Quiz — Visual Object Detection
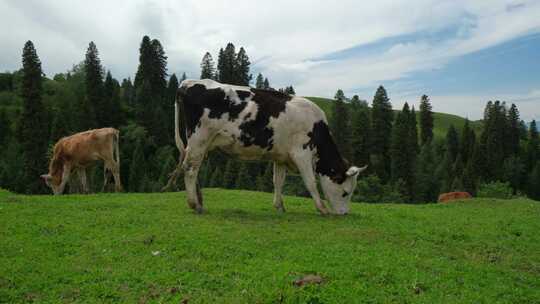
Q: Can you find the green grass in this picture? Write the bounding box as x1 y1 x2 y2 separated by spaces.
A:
305 96 483 140
1 189 539 303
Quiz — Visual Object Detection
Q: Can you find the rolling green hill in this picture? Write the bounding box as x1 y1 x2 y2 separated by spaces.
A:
1 189 538 303
305 96 483 140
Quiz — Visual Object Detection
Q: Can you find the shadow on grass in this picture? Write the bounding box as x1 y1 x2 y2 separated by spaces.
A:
205 207 363 223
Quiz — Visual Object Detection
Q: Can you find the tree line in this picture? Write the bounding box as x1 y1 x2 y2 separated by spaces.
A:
0 38 539 202
329 88 540 202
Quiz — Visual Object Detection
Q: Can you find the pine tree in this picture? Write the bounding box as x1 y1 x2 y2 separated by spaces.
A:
446 125 459 163
502 156 524 193
527 120 539 172
18 41 49 193
409 106 419 153
519 120 528 140
0 109 9 146
507 104 521 156
527 163 540 200
135 80 153 131
235 47 251 85
390 103 415 201
149 39 168 97
255 73 264 89
330 89 351 160
460 119 476 164
371 86 393 181
452 154 465 180
200 52 216 79
84 41 103 128
166 74 179 138
462 160 478 195
222 159 238 189
128 140 146 192
235 163 252 189
102 71 116 127
134 36 153 88
121 78 135 106
470 141 487 186
480 101 508 181
256 162 273 192
285 86 296 95
50 92 74 142
414 143 439 202
263 78 270 89
350 96 371 166
133 36 169 145
419 94 433 145
435 151 454 193
217 43 237 84
209 167 223 188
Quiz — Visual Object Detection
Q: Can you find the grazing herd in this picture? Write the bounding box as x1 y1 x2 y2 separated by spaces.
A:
43 79 367 215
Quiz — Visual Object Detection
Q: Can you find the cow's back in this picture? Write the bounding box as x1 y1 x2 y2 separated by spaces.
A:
179 80 329 164
55 128 118 165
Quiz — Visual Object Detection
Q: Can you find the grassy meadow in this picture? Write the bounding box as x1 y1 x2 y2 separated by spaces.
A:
1 189 539 303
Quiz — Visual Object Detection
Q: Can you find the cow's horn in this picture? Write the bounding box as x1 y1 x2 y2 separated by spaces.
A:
346 165 368 177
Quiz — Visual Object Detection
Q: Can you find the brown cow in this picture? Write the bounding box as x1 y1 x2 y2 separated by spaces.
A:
438 191 472 203
40 128 123 195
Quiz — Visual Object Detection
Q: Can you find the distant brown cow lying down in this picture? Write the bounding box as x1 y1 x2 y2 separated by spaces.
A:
438 191 472 203
41 128 123 195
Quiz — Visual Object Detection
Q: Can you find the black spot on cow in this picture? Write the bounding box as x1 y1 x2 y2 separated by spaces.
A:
303 120 348 184
237 89 291 150
250 89 291 115
236 90 252 101
179 84 248 137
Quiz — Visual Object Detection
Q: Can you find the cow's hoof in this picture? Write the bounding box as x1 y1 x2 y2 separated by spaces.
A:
318 208 330 216
194 206 204 214
274 206 286 213
187 199 198 210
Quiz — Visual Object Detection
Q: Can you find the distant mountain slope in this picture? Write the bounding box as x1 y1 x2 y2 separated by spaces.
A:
304 96 483 140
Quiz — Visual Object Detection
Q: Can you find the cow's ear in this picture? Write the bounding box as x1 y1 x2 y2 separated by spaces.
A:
346 165 367 177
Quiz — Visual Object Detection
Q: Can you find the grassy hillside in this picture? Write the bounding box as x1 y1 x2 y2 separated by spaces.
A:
1 189 539 303
305 96 483 140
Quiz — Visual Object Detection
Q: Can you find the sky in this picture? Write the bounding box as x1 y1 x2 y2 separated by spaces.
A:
1 0 539 121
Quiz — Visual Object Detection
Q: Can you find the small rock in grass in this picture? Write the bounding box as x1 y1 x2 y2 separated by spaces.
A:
293 274 324 287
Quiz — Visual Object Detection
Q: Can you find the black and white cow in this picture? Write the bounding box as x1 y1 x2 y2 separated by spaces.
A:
174 79 366 215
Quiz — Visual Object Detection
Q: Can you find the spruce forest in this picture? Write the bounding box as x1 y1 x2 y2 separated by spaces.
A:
1 37 539 202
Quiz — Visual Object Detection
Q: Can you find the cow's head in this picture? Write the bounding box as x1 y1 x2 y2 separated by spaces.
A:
40 173 63 195
320 165 367 215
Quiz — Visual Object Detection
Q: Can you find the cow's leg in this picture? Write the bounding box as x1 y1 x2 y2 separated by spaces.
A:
290 151 329 215
273 162 287 212
111 164 123 192
183 152 205 213
182 134 210 213
56 164 72 195
78 168 89 194
104 160 122 192
102 167 111 192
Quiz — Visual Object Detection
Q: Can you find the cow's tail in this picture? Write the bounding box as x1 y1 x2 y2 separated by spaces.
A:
113 129 120 167
175 93 186 160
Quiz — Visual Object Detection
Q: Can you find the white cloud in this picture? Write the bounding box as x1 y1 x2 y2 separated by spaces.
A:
0 0 539 119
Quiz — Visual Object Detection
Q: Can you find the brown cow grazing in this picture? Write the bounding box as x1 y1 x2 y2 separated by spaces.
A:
438 191 472 203
41 128 122 195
